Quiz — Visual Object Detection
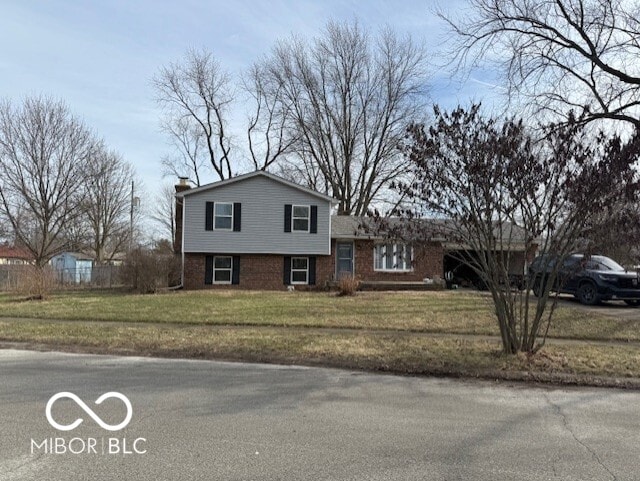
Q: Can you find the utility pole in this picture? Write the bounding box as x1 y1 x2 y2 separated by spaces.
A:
129 180 140 252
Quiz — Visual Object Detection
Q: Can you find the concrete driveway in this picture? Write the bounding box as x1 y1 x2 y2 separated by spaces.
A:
555 295 640 320
459 287 640 321
1 349 640 480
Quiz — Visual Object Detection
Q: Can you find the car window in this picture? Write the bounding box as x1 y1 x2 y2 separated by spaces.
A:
532 255 626 272
584 261 602 270
592 256 624 271
533 256 556 268
561 257 582 270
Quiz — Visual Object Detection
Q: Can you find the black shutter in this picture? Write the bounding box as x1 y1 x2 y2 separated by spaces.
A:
205 202 214 231
310 206 318 234
283 256 291 285
232 256 240 285
308 256 316 285
233 203 241 232
284 204 292 232
205 255 214 284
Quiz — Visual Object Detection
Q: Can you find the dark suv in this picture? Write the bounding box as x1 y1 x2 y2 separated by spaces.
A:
529 254 640 306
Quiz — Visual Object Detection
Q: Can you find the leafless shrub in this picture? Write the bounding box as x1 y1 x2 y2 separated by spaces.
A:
121 245 180 294
11 266 56 300
337 276 361 297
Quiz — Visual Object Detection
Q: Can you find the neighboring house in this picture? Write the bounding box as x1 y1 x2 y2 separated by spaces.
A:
0 244 34 265
104 253 126 267
175 171 446 290
51 252 93 284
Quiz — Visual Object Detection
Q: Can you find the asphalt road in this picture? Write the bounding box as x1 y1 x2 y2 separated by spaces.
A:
1 350 639 481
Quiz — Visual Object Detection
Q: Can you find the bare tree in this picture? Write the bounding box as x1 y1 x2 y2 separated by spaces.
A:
582 200 640 264
159 118 209 187
0 96 95 267
390 105 639 354
154 48 234 183
244 63 299 171
150 183 177 245
441 0 640 127
256 20 429 214
82 146 135 264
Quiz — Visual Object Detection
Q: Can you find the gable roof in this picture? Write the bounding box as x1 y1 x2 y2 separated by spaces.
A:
177 171 338 204
331 216 378 239
331 215 534 246
331 216 443 241
0 244 34 260
53 252 94 261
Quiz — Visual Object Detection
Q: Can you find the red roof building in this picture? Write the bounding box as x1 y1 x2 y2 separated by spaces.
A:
0 244 34 265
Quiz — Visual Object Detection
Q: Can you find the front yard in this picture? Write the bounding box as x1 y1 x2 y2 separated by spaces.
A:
0 289 639 386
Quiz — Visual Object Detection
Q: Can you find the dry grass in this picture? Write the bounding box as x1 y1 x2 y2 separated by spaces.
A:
0 289 637 342
0 290 498 332
1 289 640 385
1 320 639 382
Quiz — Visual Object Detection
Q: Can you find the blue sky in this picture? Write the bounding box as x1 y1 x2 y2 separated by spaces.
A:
1 1 502 200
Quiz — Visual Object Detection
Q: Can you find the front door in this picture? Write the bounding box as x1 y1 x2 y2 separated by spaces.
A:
336 242 354 279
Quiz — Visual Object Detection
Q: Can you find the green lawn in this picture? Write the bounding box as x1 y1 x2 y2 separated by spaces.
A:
1 289 639 385
0 289 637 342
0 290 497 331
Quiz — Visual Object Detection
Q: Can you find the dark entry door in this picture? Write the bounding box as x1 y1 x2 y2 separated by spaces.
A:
336 242 354 279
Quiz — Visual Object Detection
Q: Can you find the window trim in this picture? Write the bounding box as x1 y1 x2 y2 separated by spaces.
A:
213 202 234 231
291 205 310 233
373 243 414 272
213 255 233 284
290 256 309 285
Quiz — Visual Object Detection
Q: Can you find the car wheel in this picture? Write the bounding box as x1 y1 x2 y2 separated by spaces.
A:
577 282 600 305
473 278 488 291
532 276 544 297
624 300 640 307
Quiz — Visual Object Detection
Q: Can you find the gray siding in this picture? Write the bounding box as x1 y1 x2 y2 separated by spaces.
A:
183 176 331 255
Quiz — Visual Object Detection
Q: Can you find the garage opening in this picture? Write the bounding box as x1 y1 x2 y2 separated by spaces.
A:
444 250 486 289
444 249 528 290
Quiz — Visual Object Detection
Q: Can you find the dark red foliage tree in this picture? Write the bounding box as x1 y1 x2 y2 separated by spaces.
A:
391 104 639 353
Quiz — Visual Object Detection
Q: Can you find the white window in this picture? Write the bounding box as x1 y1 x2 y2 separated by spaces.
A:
214 203 233 230
214 256 232 283
291 257 309 284
292 205 310 232
374 243 413 271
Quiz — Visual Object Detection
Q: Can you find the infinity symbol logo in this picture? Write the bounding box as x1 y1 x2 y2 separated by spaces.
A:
45 392 133 432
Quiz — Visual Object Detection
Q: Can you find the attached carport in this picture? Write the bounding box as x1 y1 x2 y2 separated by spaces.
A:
443 244 534 289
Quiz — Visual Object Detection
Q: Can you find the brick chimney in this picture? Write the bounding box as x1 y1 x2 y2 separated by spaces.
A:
174 177 191 254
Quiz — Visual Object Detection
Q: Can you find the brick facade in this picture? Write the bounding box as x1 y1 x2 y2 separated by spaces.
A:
185 253 288 290
349 239 443 282
183 240 444 290
315 253 335 287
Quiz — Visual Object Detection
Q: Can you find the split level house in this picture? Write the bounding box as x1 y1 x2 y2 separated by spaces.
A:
174 171 534 290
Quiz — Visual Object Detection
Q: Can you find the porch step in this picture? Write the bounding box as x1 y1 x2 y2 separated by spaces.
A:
358 281 444 291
